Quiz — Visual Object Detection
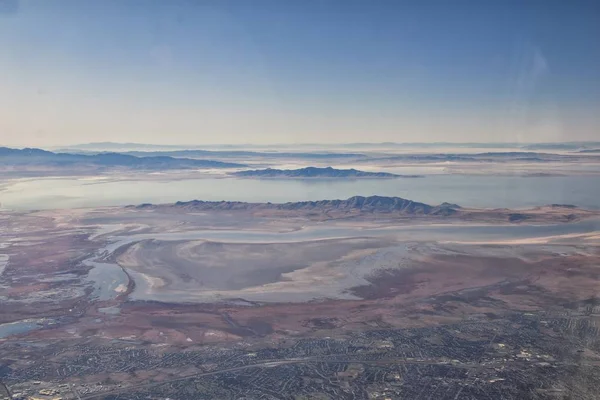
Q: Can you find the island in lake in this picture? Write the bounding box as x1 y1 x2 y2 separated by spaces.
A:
231 166 421 179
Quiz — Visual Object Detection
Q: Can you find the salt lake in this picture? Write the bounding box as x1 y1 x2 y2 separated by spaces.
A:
2 175 600 210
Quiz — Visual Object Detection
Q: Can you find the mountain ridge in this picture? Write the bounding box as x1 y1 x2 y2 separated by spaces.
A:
133 195 459 215
129 196 591 224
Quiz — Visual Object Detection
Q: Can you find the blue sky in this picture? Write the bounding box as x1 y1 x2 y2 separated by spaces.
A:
1 0 599 146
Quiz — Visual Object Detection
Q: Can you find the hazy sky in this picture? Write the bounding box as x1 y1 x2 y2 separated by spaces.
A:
1 0 599 146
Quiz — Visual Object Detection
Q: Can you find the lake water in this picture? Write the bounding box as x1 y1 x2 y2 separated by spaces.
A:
2 175 600 210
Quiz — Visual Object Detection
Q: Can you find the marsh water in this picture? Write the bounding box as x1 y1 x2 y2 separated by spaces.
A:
0 319 52 339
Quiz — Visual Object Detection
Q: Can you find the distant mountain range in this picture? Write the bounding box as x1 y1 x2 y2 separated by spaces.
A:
64 141 600 151
53 147 600 165
232 167 420 179
135 195 460 215
118 150 366 160
56 142 203 151
0 147 245 169
356 151 600 164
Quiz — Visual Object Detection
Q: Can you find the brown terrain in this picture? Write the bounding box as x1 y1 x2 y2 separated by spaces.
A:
1 197 599 344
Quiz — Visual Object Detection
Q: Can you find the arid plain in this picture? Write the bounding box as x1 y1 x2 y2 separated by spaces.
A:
2 197 599 341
